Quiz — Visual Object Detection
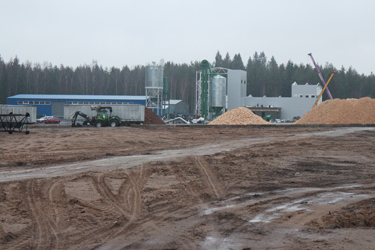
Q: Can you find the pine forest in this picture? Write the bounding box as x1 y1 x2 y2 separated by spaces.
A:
1 51 375 113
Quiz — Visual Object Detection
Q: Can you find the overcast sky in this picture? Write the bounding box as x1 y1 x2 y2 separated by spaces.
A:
1 0 374 75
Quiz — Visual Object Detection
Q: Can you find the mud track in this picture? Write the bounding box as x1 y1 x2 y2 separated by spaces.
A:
1 126 375 249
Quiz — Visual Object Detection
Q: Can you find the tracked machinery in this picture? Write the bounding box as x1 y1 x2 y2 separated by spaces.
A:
72 106 122 127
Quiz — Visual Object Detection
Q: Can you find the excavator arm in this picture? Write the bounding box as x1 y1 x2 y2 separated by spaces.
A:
71 111 92 127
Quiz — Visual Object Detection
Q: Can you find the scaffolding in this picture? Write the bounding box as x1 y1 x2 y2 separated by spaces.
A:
145 87 163 117
195 67 229 118
145 61 164 117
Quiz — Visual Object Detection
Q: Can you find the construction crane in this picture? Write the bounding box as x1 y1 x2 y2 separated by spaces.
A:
313 72 336 107
308 53 333 99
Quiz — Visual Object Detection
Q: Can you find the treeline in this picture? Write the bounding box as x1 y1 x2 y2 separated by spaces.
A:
1 52 374 113
214 51 375 100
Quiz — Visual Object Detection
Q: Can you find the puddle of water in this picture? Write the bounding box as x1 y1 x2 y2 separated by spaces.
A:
249 191 371 224
204 184 370 219
249 213 278 223
204 204 235 215
72 166 88 170
222 191 264 203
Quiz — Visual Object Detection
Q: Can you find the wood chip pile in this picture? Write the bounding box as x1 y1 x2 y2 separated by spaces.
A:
143 107 165 125
209 107 271 125
294 97 375 124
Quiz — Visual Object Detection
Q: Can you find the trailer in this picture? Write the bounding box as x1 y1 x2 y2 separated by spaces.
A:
0 105 37 123
64 104 145 124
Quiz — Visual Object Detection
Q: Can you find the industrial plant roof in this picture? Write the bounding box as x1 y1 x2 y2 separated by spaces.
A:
163 100 182 105
8 94 147 100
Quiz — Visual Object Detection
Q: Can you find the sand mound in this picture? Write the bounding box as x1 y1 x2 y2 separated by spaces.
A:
209 107 271 125
294 97 375 124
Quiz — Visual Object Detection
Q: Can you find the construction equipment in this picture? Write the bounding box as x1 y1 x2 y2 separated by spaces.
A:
71 111 92 127
308 53 333 99
263 114 272 122
313 72 336 107
0 112 31 134
71 106 122 127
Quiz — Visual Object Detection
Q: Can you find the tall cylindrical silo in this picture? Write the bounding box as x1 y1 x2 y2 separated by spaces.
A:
210 75 226 108
145 64 163 88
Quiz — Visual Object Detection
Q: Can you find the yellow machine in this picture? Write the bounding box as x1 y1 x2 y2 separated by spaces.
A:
313 72 336 108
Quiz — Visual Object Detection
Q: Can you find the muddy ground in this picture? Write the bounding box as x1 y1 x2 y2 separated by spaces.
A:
0 125 375 249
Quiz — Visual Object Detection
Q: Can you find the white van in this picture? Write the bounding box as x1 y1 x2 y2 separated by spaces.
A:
36 116 54 123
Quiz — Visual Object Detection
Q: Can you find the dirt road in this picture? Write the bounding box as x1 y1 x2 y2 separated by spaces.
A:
1 125 375 249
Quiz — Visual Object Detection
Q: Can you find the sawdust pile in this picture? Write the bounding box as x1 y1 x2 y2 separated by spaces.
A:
209 107 271 125
295 97 375 124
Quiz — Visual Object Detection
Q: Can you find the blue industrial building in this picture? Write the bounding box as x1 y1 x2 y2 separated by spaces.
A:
6 94 147 117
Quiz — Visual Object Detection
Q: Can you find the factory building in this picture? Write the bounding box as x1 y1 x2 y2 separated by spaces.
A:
195 66 247 119
227 69 247 110
6 94 147 118
163 100 189 116
246 82 323 120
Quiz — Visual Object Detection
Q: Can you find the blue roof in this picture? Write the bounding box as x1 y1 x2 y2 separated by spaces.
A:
8 94 147 101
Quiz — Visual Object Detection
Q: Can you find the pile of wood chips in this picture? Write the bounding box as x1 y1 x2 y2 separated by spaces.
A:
294 97 375 124
209 107 271 125
143 107 165 125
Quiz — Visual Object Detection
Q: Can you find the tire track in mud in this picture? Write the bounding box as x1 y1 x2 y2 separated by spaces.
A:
0 182 36 249
195 156 220 199
48 180 65 226
68 174 131 246
72 167 146 248
202 185 375 223
166 156 222 249
91 166 155 249
25 179 58 250
167 160 203 203
94 174 132 218
110 167 143 238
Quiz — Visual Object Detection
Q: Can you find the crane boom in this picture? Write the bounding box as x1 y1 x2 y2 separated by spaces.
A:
308 53 333 99
313 72 335 107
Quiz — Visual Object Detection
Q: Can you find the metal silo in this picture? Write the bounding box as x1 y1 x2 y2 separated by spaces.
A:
145 62 164 117
210 75 226 108
145 64 163 88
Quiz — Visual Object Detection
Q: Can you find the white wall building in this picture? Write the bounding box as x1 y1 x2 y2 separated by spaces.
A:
246 82 323 120
227 69 247 110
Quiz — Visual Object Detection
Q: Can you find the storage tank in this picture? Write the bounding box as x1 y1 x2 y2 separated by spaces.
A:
210 75 226 108
145 64 163 88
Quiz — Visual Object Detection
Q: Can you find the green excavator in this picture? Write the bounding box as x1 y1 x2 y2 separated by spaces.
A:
72 106 122 127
